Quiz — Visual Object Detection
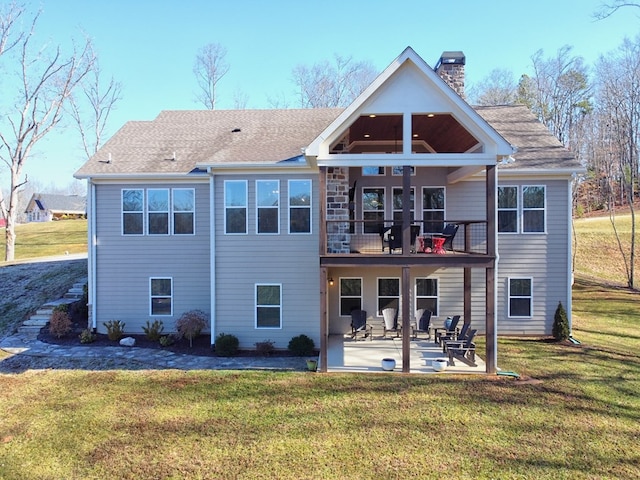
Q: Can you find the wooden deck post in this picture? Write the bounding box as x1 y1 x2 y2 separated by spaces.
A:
485 165 497 374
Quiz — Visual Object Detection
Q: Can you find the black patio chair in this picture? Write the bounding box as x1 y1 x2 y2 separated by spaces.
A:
350 309 372 341
445 329 478 367
439 321 470 352
433 315 461 345
441 223 459 251
381 225 421 253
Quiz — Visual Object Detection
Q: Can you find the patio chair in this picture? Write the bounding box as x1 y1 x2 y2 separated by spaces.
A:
439 321 470 352
433 315 461 345
441 223 459 252
412 309 432 339
382 307 401 338
350 309 373 341
381 225 421 253
445 329 478 367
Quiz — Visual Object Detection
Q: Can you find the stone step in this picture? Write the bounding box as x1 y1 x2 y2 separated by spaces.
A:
18 325 43 336
23 316 50 326
36 307 54 316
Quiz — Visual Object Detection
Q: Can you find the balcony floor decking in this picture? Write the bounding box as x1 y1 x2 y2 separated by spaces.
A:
325 335 486 374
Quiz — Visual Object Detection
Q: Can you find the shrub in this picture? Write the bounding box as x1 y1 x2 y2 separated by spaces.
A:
215 333 239 356
255 340 275 356
78 328 97 344
176 310 208 347
142 319 165 341
103 320 126 341
53 303 69 313
49 310 72 338
553 301 570 341
159 334 176 347
288 334 315 356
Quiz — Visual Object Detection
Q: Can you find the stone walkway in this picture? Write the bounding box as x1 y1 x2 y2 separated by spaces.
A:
0 332 310 373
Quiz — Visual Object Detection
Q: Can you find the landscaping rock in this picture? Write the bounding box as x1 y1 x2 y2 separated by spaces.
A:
120 337 136 347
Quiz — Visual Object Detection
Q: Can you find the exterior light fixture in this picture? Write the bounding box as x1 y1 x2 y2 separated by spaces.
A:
328 277 334 286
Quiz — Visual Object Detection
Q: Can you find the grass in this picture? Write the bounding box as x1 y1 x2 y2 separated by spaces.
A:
0 217 638 478
0 219 87 261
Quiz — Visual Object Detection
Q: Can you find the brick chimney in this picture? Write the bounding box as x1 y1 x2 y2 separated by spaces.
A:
434 51 466 99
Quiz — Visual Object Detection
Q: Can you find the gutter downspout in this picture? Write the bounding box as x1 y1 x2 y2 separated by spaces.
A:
89 179 97 330
209 171 216 344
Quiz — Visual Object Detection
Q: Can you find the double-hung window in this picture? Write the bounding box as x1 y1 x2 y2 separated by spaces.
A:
256 180 279 234
522 186 545 233
498 186 518 233
173 189 195 235
362 187 385 234
288 179 311 233
150 277 172 316
225 180 247 234
256 284 281 328
148 189 169 235
508 278 532 317
415 278 439 316
377 277 400 315
392 187 415 225
339 278 362 316
422 187 445 233
122 189 144 235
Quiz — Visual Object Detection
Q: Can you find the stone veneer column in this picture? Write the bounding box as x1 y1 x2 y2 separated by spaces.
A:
325 167 351 254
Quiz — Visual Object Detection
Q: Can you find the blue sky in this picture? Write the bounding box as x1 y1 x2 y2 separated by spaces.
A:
4 0 640 190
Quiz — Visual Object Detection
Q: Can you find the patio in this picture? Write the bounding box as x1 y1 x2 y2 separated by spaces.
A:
325 334 486 374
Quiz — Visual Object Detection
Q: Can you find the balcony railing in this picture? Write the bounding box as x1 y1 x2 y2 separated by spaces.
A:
323 220 488 255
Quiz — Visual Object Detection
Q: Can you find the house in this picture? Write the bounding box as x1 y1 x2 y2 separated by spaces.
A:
24 194 86 222
74 47 583 374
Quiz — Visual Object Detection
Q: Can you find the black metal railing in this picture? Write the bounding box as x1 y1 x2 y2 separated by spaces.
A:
324 220 488 255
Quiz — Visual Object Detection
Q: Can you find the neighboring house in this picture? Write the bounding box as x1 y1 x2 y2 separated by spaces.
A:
74 47 583 374
24 194 86 222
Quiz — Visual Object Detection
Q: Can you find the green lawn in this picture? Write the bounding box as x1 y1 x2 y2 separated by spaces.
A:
0 217 639 479
0 219 87 262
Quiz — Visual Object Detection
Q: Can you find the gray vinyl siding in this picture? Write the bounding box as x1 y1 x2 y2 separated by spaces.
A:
214 173 320 350
93 182 211 335
495 179 570 334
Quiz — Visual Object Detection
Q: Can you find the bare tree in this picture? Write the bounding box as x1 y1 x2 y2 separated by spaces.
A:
0 7 95 261
594 1 640 19
291 54 378 108
517 46 592 147
468 68 518 106
193 43 230 109
67 52 122 160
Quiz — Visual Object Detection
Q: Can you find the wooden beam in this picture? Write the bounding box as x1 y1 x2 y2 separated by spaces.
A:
320 267 328 373
485 165 497 374
402 266 411 373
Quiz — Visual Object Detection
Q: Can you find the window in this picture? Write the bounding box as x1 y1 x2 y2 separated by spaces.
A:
122 189 144 235
362 167 384 176
362 187 385 234
415 278 438 316
339 278 362 316
377 277 400 315
391 166 415 176
150 277 172 316
498 186 518 233
225 180 247 234
256 180 279 234
173 189 195 234
392 187 415 225
147 189 169 235
422 187 445 233
289 179 311 233
508 278 532 317
256 284 281 328
523 186 545 233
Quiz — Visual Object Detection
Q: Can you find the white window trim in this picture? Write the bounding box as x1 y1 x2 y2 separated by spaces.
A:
255 283 282 329
508 277 533 318
147 188 170 236
121 188 144 236
256 179 280 235
497 185 519 235
149 277 173 316
414 277 440 317
339 277 363 317
224 180 248 235
522 185 547 234
376 277 400 317
288 179 312 234
421 186 446 234
362 186 385 235
172 188 196 236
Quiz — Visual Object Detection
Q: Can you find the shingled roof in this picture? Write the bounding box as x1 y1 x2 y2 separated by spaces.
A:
75 105 579 178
